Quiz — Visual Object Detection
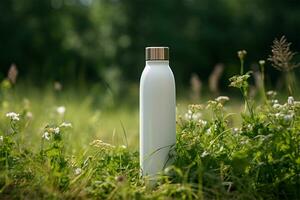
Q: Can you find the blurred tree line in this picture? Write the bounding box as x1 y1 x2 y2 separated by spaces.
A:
1 0 300 87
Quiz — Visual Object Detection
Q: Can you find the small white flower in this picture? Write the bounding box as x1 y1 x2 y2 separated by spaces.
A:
215 96 230 103
284 114 293 122
267 91 277 97
201 151 209 157
184 113 192 120
26 112 33 119
273 104 281 109
198 119 207 126
0 135 3 142
247 124 253 130
60 122 72 128
42 132 50 140
259 60 265 65
53 127 60 134
287 96 294 106
56 106 66 115
206 127 212 135
75 168 82 175
192 113 201 121
121 145 127 149
271 99 279 104
233 128 239 134
6 112 20 121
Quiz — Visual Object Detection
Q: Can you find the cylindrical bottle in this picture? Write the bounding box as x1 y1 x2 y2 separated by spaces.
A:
140 47 176 178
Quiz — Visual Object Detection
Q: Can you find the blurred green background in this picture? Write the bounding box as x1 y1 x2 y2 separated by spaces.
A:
1 0 300 90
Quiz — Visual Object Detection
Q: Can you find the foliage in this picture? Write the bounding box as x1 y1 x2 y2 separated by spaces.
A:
1 0 300 85
1 50 300 199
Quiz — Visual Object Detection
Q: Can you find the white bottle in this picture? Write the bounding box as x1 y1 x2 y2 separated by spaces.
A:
140 47 176 178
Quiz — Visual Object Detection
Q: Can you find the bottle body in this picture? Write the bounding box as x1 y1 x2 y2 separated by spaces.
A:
140 60 176 177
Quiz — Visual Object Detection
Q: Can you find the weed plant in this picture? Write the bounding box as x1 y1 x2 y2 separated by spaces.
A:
0 37 300 199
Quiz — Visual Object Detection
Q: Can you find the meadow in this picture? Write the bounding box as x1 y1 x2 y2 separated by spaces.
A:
1 37 300 199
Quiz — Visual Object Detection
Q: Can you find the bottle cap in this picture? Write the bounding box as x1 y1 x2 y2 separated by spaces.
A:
145 47 169 61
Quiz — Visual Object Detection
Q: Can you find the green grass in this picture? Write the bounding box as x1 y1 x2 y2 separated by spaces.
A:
0 80 299 199
1 43 300 199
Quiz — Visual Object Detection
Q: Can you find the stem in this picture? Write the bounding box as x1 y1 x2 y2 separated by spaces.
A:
240 59 244 75
260 65 267 103
286 71 294 96
240 87 254 119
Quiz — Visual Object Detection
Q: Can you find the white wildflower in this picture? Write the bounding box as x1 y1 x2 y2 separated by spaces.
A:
198 119 207 126
75 168 82 175
121 145 127 149
6 112 20 121
271 99 279 104
206 127 212 135
287 96 294 106
184 113 192 120
233 128 239 134
53 127 60 134
42 132 50 140
284 114 293 122
201 151 209 157
215 96 230 103
60 122 72 128
259 60 265 65
192 113 201 121
26 112 33 119
247 124 253 131
56 106 66 115
273 103 281 109
0 135 3 142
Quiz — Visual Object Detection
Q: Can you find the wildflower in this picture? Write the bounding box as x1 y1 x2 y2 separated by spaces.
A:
206 128 212 135
190 73 202 101
75 168 82 175
0 135 3 142
268 36 300 72
237 50 247 60
246 124 253 131
6 112 20 121
233 128 239 134
42 132 50 140
287 96 294 106
60 122 72 128
184 112 192 120
90 140 115 149
56 106 66 115
54 81 62 91
284 114 293 122
26 112 33 119
7 63 18 84
201 151 209 158
271 99 279 105
275 113 284 119
267 91 277 99
273 103 281 109
215 96 230 104
121 145 127 149
192 113 201 121
198 119 207 127
53 127 60 134
259 60 265 66
229 72 251 89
